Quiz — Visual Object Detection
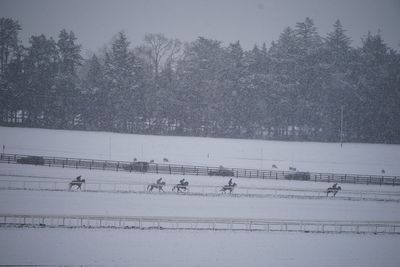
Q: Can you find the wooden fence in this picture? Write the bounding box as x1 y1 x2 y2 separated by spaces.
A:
1 153 399 186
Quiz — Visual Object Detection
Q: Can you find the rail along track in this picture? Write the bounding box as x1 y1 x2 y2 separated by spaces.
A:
1 153 399 186
1 213 399 234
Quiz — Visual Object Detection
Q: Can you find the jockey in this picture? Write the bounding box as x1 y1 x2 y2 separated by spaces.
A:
228 178 233 186
76 175 82 181
156 177 162 184
179 178 186 185
332 183 338 189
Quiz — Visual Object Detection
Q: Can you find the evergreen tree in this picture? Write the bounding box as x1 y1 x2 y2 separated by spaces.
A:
81 54 105 130
0 18 22 123
0 18 21 75
320 20 354 141
103 32 143 132
175 37 226 136
53 29 82 128
351 32 398 142
24 34 58 126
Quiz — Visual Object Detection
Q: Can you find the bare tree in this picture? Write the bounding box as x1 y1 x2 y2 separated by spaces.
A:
142 33 181 79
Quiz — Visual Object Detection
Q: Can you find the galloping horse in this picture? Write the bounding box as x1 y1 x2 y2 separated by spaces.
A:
220 183 237 194
172 181 189 192
69 179 86 190
147 181 166 192
326 186 341 197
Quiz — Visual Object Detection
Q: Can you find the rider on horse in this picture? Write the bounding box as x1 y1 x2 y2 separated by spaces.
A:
157 177 163 184
180 178 186 185
228 178 233 186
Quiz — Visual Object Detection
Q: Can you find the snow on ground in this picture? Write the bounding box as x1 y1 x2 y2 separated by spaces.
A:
1 126 400 266
1 189 399 221
1 126 400 175
1 228 400 267
1 163 399 193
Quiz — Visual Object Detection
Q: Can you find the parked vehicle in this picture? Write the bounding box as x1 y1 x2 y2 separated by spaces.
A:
122 161 149 172
208 168 234 177
284 172 311 181
16 156 45 165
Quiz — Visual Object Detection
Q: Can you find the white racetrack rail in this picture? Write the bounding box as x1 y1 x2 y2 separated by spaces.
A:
1 213 399 234
1 178 399 202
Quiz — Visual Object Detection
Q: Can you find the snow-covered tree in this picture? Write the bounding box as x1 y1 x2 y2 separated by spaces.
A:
103 32 143 132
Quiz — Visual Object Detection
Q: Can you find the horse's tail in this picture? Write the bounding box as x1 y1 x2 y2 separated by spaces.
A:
172 185 176 191
147 184 151 191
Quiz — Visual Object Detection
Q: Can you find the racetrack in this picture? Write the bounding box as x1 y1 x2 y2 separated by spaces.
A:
1 188 399 222
1 127 400 266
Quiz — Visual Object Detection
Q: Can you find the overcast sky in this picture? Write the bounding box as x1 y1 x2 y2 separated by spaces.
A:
1 0 399 55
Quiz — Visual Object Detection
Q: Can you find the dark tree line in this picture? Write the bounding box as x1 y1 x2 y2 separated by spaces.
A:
1 17 400 143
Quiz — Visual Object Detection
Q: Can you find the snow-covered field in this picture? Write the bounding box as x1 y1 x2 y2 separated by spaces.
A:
2 228 400 267
1 126 400 175
1 126 400 266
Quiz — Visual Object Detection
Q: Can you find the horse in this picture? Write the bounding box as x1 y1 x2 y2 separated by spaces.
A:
172 181 189 192
147 181 166 192
69 179 85 190
326 186 341 197
220 183 237 194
